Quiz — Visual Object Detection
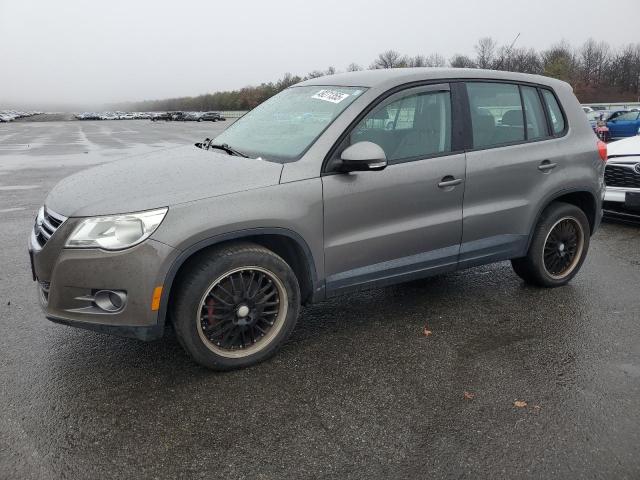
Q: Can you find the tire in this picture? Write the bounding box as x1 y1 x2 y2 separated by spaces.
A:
511 202 590 288
171 242 301 370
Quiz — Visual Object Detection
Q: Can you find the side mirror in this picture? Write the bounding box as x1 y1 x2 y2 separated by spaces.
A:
339 141 387 172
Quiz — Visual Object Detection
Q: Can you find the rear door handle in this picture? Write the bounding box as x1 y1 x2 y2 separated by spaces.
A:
438 176 463 188
538 160 557 172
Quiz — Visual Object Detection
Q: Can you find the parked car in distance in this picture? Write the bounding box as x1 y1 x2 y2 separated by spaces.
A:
607 110 640 140
29 69 605 370
583 106 594 113
603 135 640 221
177 112 202 121
0 110 42 121
150 112 173 121
198 112 226 122
587 110 628 141
169 111 188 121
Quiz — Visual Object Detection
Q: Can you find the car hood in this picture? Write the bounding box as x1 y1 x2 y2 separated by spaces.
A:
46 146 284 217
608 136 640 158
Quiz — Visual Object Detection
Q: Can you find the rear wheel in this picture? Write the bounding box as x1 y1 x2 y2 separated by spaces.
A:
171 243 300 370
511 202 590 287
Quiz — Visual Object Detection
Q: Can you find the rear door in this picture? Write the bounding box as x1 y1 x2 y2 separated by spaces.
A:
322 84 466 294
460 82 562 267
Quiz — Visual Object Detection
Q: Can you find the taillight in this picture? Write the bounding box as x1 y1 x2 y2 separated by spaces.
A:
597 140 607 162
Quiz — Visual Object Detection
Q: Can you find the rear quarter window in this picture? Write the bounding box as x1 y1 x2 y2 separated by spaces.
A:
541 89 566 135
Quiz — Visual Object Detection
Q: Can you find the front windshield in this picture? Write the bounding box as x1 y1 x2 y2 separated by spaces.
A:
213 86 366 162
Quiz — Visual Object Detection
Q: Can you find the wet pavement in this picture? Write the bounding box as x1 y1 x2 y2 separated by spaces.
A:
1 120 639 479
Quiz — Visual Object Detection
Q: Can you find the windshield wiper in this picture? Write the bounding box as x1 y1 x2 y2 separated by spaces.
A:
197 138 248 157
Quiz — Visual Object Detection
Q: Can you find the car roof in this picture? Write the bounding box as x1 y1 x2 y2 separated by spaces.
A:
297 68 570 90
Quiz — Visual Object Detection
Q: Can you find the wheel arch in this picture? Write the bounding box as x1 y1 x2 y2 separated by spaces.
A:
156 228 322 331
526 187 600 251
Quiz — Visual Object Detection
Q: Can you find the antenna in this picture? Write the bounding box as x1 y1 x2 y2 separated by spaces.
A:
495 33 521 70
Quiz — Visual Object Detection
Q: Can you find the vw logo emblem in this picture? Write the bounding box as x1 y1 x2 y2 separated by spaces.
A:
635 163 640 174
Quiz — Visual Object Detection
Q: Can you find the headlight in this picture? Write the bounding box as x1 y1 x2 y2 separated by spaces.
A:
65 208 168 250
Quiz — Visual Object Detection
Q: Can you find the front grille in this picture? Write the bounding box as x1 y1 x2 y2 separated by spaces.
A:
605 164 640 188
33 207 67 249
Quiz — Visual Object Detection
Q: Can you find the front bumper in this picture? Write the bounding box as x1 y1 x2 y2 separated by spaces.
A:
603 186 640 221
29 214 179 340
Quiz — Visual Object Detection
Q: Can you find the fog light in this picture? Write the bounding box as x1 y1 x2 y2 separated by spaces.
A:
93 290 127 312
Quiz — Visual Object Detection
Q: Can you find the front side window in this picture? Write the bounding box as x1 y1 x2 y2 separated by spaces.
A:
213 86 365 162
521 86 549 140
347 90 451 162
541 89 566 134
466 82 524 149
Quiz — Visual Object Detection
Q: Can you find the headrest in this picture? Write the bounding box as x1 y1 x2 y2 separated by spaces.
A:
501 109 524 126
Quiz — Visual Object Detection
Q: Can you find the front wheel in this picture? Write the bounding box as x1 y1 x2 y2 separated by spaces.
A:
511 202 590 287
171 243 301 370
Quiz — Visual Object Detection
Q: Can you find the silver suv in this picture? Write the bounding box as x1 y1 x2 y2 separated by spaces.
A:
29 69 606 370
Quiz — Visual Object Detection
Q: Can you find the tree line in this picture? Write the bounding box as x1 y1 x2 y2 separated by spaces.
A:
120 37 640 112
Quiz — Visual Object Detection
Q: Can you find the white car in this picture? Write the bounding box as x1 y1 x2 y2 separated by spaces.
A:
604 136 640 221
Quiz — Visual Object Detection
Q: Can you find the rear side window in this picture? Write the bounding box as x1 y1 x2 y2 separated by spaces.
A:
466 82 524 148
521 86 549 140
541 89 566 134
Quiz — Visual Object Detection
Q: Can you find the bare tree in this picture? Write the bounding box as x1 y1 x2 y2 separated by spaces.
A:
580 39 610 85
449 54 476 68
346 62 362 72
607 44 640 94
370 50 408 69
407 55 427 67
475 37 497 69
324 66 336 75
494 46 541 74
424 53 446 67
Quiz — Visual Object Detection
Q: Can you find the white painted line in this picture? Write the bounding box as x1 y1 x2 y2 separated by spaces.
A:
0 185 39 190
0 207 25 213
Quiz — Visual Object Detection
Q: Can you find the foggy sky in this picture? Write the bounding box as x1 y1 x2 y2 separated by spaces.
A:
1 0 639 109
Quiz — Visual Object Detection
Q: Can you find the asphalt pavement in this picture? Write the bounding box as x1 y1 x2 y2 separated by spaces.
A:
1 120 639 479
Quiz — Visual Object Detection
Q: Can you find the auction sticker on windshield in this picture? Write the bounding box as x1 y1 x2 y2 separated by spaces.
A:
312 89 350 103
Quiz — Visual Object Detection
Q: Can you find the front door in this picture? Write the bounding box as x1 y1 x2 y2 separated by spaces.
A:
321 84 466 295
609 111 640 138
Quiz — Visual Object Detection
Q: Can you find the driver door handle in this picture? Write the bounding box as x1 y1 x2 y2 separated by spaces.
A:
438 176 463 188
